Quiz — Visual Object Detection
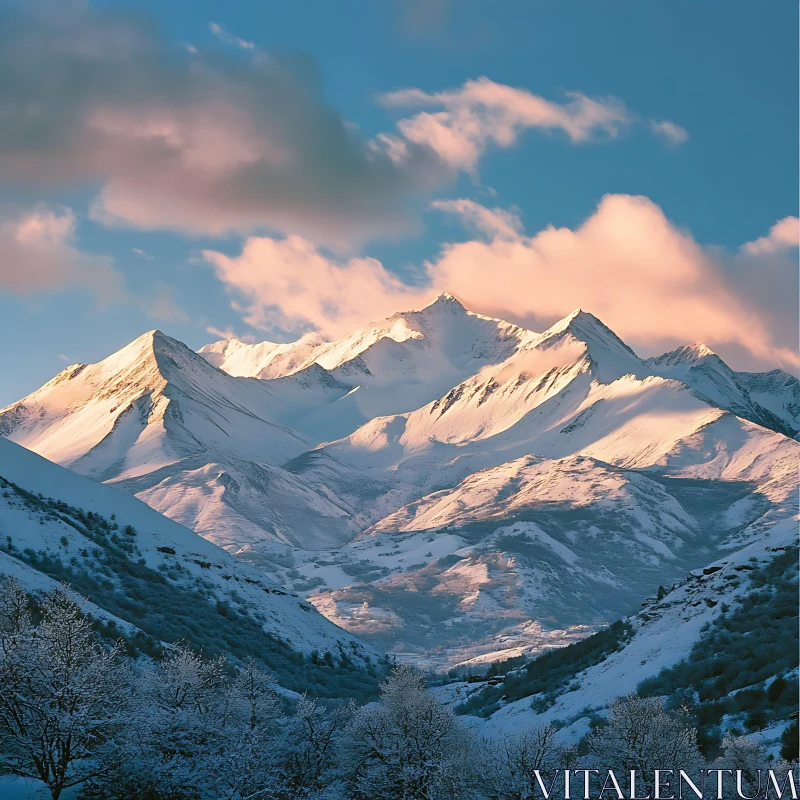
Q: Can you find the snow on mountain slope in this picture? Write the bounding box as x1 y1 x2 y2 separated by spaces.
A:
646 344 797 436
369 454 696 536
282 448 785 665
201 293 529 378
734 368 800 434
200 294 539 443
481 514 798 743
110 453 361 551
3 300 797 670
0 437 376 665
277 339 797 663
0 330 307 481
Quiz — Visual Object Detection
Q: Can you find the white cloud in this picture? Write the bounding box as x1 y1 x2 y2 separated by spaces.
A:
209 22 255 51
649 120 689 146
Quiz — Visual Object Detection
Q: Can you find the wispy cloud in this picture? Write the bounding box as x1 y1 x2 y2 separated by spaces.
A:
132 247 154 260
380 78 688 172
380 79 633 171
649 120 689 146
205 325 256 343
209 22 255 51
0 204 188 323
0 206 124 300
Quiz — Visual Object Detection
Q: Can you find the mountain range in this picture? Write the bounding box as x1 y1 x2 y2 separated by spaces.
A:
1 294 797 668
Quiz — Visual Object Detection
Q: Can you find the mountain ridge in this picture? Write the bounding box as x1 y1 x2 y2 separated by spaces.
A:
1 299 797 666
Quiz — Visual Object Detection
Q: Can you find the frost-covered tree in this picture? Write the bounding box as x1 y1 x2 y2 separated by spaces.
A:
481 724 576 800
342 663 479 800
0 579 129 800
281 695 354 797
709 734 799 800
585 694 702 793
207 658 285 800
107 642 228 798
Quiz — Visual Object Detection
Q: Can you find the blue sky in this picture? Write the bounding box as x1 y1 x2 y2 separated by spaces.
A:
0 0 797 406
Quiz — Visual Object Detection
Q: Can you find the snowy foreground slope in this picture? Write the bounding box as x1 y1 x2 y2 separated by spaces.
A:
1 295 797 667
0 437 379 693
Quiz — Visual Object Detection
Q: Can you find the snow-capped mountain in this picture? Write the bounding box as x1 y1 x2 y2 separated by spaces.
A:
646 343 799 437
0 330 308 480
0 437 379 694
1 295 797 667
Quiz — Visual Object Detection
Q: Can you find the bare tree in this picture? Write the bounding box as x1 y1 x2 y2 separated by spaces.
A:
585 694 701 793
0 579 129 800
342 663 479 800
281 695 354 797
208 659 285 800
481 725 576 800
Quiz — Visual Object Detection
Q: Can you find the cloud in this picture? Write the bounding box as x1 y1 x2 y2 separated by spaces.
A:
203 235 434 337
0 206 123 299
0 204 188 323
209 22 255 51
430 198 522 240
0 6 682 248
741 216 800 255
204 196 797 370
205 325 256 343
380 79 633 171
427 195 797 369
0 4 446 248
380 78 688 171
132 247 154 260
649 120 689 146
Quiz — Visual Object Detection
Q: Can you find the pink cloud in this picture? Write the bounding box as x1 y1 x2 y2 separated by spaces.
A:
204 195 797 371
0 206 122 298
741 216 800 255
0 205 188 323
428 195 797 369
430 198 523 239
381 79 632 171
0 8 689 248
203 235 435 337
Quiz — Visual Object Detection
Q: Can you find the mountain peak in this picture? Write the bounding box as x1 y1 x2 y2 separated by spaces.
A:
646 342 724 371
537 308 643 381
421 291 466 313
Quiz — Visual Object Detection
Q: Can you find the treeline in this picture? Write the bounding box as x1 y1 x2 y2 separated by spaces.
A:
0 578 796 800
455 620 634 717
639 546 799 756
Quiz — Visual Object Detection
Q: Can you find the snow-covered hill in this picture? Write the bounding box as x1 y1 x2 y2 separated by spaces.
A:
2 295 797 668
0 437 380 696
